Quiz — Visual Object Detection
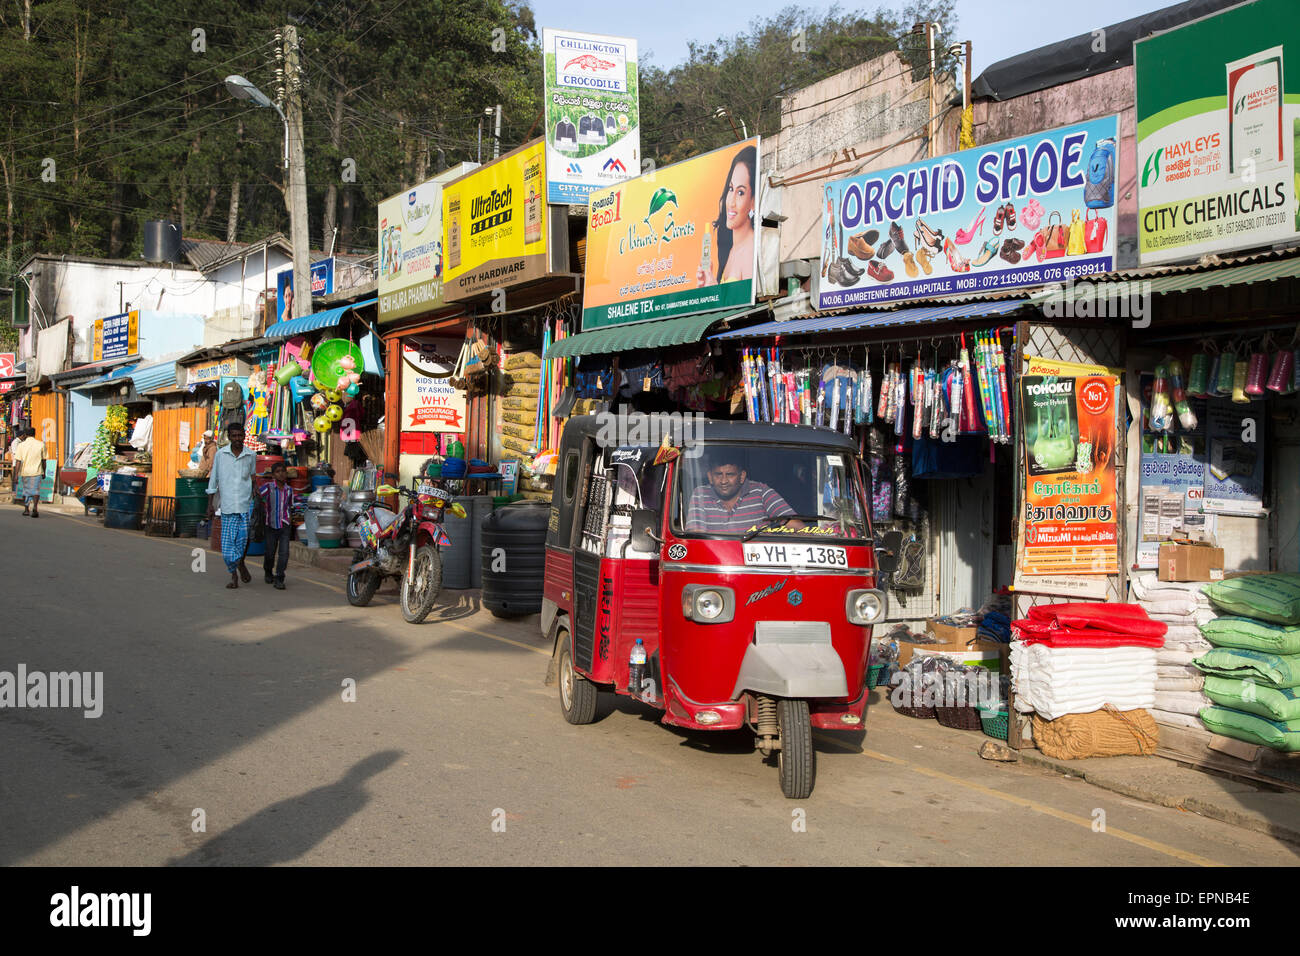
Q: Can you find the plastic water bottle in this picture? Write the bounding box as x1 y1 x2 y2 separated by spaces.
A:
629 639 647 696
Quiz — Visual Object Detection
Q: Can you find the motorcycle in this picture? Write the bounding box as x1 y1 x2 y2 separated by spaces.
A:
346 482 466 623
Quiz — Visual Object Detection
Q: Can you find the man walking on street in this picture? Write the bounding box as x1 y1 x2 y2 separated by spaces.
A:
206 421 256 589
259 461 296 590
13 426 46 518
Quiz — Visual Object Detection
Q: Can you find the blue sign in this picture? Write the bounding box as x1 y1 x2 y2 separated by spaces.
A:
100 312 136 360
817 116 1120 309
276 259 336 322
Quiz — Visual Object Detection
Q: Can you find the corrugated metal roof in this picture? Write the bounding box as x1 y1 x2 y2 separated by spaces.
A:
1026 255 1300 304
75 363 139 389
711 299 1028 340
545 306 768 358
264 297 378 342
128 361 177 394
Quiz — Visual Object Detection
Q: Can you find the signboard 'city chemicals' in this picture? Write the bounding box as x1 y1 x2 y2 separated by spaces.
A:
542 28 639 206
817 117 1120 309
1135 0 1299 264
443 139 548 303
378 178 446 323
582 138 760 329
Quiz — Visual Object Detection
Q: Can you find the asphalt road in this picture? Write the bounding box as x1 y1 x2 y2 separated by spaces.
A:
2 506 1297 867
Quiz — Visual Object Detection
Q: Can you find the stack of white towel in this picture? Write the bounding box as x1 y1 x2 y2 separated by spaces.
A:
1011 643 1158 720
1130 572 1218 729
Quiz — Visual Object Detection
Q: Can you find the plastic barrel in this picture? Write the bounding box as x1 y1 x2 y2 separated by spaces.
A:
438 497 476 589
174 476 208 536
480 502 550 617
104 473 148 530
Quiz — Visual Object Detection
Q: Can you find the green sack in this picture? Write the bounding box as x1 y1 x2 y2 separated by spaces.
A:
1203 573 1300 625
1193 648 1300 688
1199 616 1300 655
1198 706 1300 752
1202 675 1300 722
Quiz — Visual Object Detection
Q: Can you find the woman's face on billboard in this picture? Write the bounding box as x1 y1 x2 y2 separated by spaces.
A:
724 161 753 231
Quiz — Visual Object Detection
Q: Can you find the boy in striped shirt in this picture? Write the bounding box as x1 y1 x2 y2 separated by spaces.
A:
259 462 296 589
684 453 804 534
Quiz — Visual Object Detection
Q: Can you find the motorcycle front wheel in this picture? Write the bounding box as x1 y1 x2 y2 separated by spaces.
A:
400 544 442 624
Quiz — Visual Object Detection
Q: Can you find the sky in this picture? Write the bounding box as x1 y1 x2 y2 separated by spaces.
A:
528 0 1183 76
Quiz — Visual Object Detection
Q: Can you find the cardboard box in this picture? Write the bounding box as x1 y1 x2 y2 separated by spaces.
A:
1158 540 1225 582
895 618 1010 673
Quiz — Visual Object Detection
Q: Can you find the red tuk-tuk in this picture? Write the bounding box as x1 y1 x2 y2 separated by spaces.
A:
541 415 890 798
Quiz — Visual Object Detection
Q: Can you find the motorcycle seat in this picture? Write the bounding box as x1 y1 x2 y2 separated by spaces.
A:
373 507 400 531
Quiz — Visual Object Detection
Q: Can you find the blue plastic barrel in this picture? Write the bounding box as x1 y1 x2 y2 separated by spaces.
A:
104 473 148 530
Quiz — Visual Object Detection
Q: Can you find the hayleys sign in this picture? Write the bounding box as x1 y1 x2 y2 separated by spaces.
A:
817 116 1120 309
582 138 760 329
378 177 446 323
442 139 548 303
1135 0 1299 265
542 28 640 205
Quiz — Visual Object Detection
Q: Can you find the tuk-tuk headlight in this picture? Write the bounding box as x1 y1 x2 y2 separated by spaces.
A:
847 588 887 625
682 584 734 624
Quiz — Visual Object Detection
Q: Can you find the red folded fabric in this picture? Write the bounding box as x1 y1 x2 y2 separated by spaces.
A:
1014 602 1167 648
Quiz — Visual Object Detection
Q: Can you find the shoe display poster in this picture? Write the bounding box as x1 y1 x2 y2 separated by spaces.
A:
1135 0 1299 265
542 29 639 206
816 115 1119 310
582 138 760 329
1018 374 1119 576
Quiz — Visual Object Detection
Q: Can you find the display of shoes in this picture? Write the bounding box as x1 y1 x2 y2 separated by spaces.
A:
902 251 918 278
1021 232 1046 263
876 237 894 260
848 233 875 261
840 256 863 279
955 206 987 245
993 205 1005 235
999 239 1022 264
827 258 845 285
972 237 999 267
1021 198 1045 232
867 259 894 283
1003 202 1017 231
943 237 970 273
889 221 909 256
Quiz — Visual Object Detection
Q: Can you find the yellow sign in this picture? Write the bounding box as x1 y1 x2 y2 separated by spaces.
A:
443 139 548 302
92 310 138 363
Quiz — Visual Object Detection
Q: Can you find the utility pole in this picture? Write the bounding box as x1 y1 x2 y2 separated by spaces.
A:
926 21 937 159
284 25 311 320
493 104 502 160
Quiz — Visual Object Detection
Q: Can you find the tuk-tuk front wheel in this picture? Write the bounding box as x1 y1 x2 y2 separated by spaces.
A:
777 698 815 799
558 638 598 725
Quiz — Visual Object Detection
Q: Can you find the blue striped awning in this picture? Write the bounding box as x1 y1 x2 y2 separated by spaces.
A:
710 299 1029 340
264 297 378 342
129 361 178 394
75 363 138 389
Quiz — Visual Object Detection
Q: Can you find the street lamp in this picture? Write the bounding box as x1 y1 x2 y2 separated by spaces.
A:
713 107 748 140
225 75 288 169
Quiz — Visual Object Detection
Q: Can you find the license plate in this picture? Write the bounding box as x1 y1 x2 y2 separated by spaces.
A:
742 542 848 569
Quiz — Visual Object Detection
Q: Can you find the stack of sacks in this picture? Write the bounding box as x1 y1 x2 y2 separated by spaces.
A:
1011 604 1163 721
1129 572 1217 728
1194 573 1300 752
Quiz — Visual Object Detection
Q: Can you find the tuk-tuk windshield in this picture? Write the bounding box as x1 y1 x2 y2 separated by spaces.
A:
674 443 868 540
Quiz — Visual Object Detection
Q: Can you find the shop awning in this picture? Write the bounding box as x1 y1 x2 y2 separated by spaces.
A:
546 306 768 359
1028 255 1300 303
264 297 378 342
710 298 1029 340
128 361 178 394
74 363 139 390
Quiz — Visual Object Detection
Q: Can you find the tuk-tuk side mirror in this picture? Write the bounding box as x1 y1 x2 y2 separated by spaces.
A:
630 509 662 553
874 546 899 575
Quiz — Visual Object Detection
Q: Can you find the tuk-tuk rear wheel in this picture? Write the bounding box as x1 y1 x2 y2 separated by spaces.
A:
558 638 598 725
777 698 814 799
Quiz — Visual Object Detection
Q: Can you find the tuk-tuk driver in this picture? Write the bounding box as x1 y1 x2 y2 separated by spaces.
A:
684 453 805 534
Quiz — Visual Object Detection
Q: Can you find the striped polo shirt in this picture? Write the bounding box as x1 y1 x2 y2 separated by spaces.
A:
684 480 795 534
259 481 296 530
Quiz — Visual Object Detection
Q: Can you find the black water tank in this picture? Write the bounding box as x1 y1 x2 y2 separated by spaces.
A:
480 501 550 618
143 220 181 262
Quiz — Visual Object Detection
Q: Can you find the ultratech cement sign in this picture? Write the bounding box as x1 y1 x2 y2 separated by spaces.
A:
1135 0 1299 264
442 139 548 303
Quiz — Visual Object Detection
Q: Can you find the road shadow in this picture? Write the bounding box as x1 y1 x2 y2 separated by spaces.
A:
167 751 402 866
